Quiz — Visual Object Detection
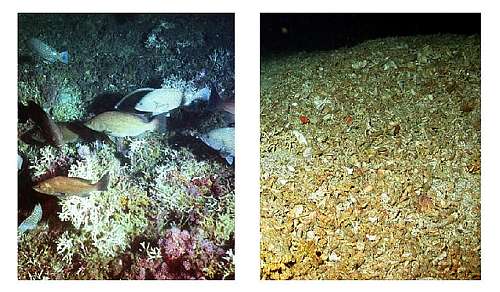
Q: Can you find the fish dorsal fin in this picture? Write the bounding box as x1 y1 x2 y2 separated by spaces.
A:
115 88 155 109
68 176 93 184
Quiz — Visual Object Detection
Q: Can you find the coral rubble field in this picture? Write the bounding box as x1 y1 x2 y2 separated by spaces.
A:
18 14 234 280
260 35 480 279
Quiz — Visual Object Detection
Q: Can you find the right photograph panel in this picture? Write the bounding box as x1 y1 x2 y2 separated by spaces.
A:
260 13 481 280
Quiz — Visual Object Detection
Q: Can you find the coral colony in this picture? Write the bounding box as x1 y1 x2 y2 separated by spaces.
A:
18 14 234 280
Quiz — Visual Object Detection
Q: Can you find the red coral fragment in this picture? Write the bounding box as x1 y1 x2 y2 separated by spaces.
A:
344 115 353 125
299 115 310 124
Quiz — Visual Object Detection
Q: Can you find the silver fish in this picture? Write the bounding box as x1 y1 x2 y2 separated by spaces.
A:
114 88 155 110
183 86 211 107
17 153 23 170
28 38 69 64
132 86 211 116
135 88 184 116
18 204 42 234
199 127 235 165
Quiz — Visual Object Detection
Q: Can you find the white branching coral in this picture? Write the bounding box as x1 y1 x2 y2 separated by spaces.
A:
69 142 120 181
152 149 215 215
52 135 233 270
56 231 75 264
126 136 163 175
58 196 99 229
145 21 176 49
29 146 56 177
27 144 76 178
139 241 162 261
152 164 190 213
58 181 150 258
209 48 233 72
51 85 85 122
58 143 150 258
162 75 198 96
199 188 234 245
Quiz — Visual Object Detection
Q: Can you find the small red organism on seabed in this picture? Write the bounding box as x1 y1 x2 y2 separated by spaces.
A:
299 115 310 124
344 115 353 126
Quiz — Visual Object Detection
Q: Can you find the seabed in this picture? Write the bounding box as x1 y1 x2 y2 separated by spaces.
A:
260 34 480 280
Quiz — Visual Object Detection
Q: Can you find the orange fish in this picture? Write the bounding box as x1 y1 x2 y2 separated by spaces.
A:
33 172 109 197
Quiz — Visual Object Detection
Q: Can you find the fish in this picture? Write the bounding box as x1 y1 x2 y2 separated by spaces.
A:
119 86 211 116
17 153 23 171
33 172 110 197
58 122 114 144
135 87 184 116
28 38 69 64
114 88 156 110
20 121 112 146
24 101 64 147
18 203 42 234
183 86 211 107
84 111 164 137
199 127 235 165
58 123 80 143
27 122 80 144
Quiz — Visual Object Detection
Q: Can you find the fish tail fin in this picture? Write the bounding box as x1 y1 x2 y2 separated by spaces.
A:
96 172 110 191
225 155 234 165
194 86 211 102
153 114 168 133
59 51 69 64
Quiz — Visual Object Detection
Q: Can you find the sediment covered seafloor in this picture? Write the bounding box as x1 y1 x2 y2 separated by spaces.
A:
260 34 480 279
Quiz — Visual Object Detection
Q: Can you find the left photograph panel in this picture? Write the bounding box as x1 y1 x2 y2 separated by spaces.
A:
17 13 235 280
